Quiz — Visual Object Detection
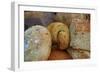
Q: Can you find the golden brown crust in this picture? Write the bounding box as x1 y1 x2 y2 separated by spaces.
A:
57 31 69 50
47 22 69 50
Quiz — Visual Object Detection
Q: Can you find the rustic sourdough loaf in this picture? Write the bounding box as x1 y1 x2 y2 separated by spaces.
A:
48 22 69 50
24 25 51 61
70 18 90 51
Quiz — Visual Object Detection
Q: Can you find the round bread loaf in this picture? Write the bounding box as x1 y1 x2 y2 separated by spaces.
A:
48 22 69 50
24 25 51 61
48 49 72 60
70 19 90 51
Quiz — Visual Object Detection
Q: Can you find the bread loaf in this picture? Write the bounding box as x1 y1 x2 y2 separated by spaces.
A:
24 25 51 61
70 18 90 51
48 22 69 50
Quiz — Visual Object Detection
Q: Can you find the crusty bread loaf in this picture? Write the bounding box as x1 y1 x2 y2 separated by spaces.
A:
67 48 90 59
48 49 72 60
48 22 69 50
24 25 51 61
70 19 90 51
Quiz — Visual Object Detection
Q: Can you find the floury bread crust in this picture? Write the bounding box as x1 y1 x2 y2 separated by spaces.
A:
24 25 51 61
70 19 90 51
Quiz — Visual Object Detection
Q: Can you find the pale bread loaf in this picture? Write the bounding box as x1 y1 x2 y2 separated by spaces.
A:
70 19 90 51
24 25 51 61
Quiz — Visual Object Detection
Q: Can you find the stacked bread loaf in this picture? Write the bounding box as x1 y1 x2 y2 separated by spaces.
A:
24 25 51 61
47 22 69 50
68 14 90 59
47 22 72 60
